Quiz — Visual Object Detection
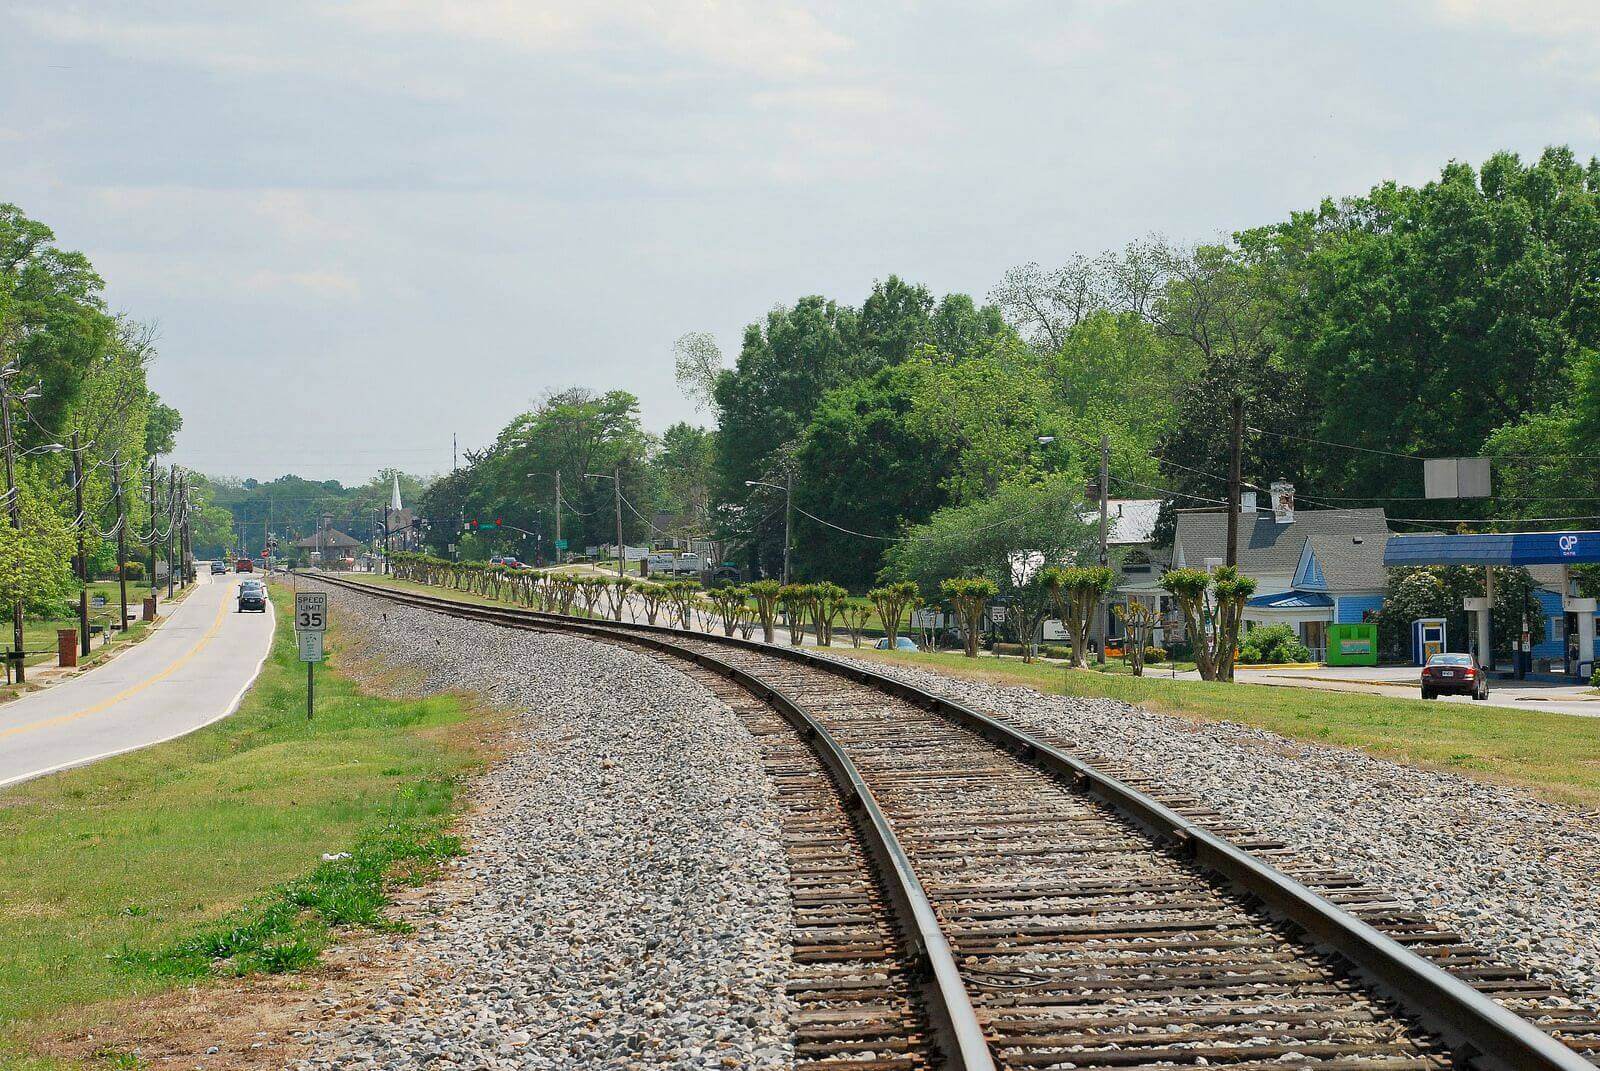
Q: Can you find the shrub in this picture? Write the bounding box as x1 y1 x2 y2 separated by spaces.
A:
1237 623 1311 664
1143 645 1167 664
992 642 1025 656
1041 644 1073 659
119 560 145 581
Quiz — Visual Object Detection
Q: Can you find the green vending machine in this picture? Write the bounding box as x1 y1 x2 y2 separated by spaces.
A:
1326 622 1379 666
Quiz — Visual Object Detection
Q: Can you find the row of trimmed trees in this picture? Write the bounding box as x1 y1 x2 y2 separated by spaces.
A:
387 553 1258 681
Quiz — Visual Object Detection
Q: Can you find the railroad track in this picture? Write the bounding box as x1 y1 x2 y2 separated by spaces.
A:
303 571 1600 1071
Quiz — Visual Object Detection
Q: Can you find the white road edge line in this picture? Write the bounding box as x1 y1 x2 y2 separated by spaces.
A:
0 600 278 791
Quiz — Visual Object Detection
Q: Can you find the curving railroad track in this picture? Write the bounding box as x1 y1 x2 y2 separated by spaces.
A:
302 571 1600 1071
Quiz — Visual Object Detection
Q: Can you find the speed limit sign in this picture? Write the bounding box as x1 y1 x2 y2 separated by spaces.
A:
295 592 328 633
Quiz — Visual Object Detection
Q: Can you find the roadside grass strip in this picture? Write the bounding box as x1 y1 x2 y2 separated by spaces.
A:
112 782 462 980
0 587 495 1064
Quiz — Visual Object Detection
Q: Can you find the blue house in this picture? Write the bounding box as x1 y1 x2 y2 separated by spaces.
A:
1172 503 1390 661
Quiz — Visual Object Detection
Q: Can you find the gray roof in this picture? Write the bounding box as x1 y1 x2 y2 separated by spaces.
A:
1174 508 1390 576
294 528 364 549
1302 532 1391 591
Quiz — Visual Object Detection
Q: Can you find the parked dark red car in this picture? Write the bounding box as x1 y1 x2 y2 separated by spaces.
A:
1421 652 1488 700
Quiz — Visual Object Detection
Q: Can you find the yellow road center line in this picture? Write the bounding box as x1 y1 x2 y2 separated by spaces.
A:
0 582 238 741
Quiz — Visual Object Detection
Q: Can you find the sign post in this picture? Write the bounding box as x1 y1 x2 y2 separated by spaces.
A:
294 592 328 720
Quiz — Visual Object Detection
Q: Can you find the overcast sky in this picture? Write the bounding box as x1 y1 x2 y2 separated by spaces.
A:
4 1 1597 483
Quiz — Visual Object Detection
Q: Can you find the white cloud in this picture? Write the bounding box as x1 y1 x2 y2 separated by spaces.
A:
333 0 852 76
1429 0 1600 37
1428 0 1600 81
244 268 362 299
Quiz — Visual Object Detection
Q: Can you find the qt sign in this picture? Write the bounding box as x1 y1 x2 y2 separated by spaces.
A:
1560 535 1581 558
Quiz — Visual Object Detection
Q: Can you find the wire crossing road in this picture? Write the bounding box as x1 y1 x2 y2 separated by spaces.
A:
0 569 276 789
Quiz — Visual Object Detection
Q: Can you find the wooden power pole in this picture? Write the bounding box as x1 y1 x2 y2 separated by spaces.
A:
1225 397 1244 568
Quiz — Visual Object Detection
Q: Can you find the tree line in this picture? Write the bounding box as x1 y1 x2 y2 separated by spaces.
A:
0 203 195 624
394 146 1600 621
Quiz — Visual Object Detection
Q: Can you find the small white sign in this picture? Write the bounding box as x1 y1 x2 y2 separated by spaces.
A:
297 631 324 662
295 592 328 633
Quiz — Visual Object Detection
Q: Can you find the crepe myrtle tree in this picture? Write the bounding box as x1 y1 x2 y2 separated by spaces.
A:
604 574 635 620
665 580 698 629
747 579 781 643
842 599 874 648
709 585 747 636
810 581 849 646
1046 565 1116 669
1160 565 1256 681
1113 599 1160 676
940 577 998 657
870 581 920 650
778 583 811 645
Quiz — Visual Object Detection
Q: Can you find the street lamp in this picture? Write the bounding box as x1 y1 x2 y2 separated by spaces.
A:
745 474 793 585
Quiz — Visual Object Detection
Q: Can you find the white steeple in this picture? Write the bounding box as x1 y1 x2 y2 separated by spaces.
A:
389 472 403 512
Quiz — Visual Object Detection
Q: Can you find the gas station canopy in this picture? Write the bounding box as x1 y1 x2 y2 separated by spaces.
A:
1384 531 1600 567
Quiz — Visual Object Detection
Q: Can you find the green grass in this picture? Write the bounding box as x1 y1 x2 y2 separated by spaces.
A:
0 585 496 1067
843 646 1600 809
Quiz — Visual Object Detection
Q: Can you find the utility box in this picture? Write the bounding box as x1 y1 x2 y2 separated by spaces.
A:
1327 623 1378 666
57 629 78 668
143 596 158 622
1411 617 1448 666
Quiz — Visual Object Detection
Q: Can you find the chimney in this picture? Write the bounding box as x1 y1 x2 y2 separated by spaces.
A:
1241 490 1257 513
1271 481 1295 525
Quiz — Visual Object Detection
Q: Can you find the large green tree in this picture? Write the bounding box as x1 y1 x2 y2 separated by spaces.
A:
791 363 954 587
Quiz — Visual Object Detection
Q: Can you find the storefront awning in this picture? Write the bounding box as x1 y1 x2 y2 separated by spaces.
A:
1384 531 1600 567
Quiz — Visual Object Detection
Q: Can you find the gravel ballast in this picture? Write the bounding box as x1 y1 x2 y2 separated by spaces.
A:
824 652 1600 1011
294 581 793 1070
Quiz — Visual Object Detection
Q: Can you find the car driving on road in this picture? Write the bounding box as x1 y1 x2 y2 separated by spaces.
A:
1420 652 1488 700
210 560 227 575
237 578 268 613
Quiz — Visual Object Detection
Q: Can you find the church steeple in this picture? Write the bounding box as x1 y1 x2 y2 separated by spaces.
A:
389 473 403 512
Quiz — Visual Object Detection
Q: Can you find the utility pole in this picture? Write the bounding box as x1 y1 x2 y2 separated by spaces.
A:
113 457 129 634
166 467 176 600
147 459 158 603
73 432 89 656
1096 432 1109 666
1225 396 1243 568
2 382 24 683
782 466 794 586
613 465 624 578
453 433 458 473
180 475 192 586
554 470 562 565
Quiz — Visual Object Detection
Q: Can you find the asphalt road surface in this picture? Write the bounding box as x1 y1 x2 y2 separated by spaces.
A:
0 567 276 789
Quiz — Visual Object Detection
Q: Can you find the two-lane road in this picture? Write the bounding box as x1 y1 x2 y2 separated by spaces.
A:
0 568 276 788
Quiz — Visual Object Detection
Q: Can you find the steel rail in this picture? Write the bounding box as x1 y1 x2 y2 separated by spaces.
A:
301 572 994 1071
306 571 1598 1071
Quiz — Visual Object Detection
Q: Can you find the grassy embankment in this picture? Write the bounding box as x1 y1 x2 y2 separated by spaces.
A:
0 585 499 1070
344 570 1600 808
844 646 1600 808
